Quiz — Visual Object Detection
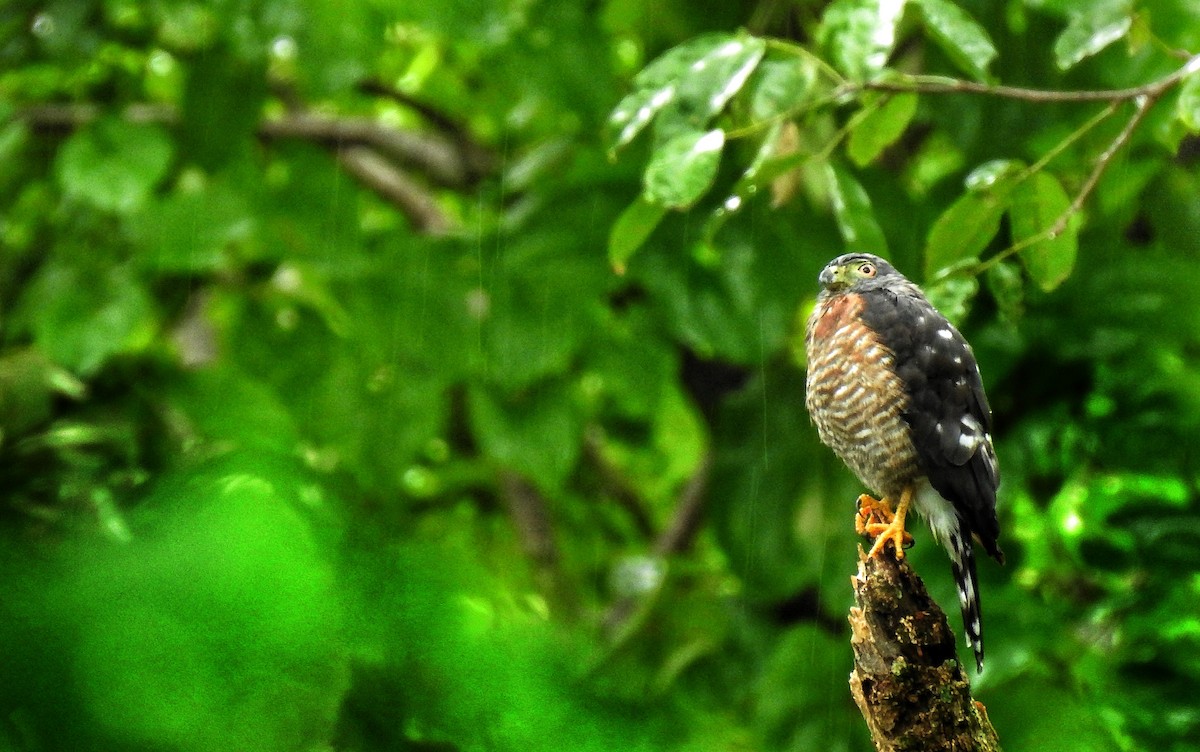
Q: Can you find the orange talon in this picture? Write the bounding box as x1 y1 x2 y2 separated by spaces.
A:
854 493 894 535
866 486 914 559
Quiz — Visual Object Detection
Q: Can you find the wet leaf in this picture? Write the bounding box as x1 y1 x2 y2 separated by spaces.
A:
56 118 173 214
704 122 783 241
846 91 918 167
607 33 764 153
609 197 667 273
914 0 997 81
749 58 820 121
986 259 1025 323
817 0 907 81
1177 73 1200 132
924 190 1009 278
965 158 1025 192
642 128 725 208
1012 171 1078 291
1054 2 1133 70
824 162 888 253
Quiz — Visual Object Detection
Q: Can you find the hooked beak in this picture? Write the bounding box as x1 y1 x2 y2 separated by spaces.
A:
818 265 837 287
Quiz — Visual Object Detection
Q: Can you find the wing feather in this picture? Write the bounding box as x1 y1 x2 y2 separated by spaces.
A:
861 288 1003 563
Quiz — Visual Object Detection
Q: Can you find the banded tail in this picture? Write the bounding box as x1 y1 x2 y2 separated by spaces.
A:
948 521 985 672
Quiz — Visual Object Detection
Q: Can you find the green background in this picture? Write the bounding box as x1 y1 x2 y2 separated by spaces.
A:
1 0 1198 750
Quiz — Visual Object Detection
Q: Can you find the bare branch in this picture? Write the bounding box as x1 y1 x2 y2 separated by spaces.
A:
337 146 453 235
498 471 575 616
356 79 495 178
16 103 485 189
582 429 657 540
601 452 713 639
499 471 560 571
260 113 480 188
653 451 712 557
850 549 1002 752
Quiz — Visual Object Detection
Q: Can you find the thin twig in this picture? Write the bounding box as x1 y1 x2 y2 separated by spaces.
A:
582 429 657 540
1051 95 1154 236
259 112 478 188
600 452 714 641
859 53 1200 103
652 451 712 557
973 92 1158 275
498 471 575 616
1016 101 1121 181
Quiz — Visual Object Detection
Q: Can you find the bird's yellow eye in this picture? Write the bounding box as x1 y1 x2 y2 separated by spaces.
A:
857 262 876 277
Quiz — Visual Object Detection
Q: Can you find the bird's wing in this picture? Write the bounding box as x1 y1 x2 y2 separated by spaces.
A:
863 288 1003 562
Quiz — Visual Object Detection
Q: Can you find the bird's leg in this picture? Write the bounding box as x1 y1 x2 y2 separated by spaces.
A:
854 494 894 537
866 485 915 559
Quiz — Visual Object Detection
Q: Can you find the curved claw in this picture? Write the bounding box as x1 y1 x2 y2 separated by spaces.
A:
862 487 915 560
865 519 914 558
854 494 892 537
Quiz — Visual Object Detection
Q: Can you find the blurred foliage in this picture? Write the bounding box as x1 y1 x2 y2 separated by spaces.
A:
1 0 1199 750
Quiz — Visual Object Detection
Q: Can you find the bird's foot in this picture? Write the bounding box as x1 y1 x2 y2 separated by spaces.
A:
864 517 914 558
854 494 892 534
854 494 909 543
864 489 914 559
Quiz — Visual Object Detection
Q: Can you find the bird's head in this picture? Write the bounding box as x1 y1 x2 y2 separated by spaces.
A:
817 253 902 294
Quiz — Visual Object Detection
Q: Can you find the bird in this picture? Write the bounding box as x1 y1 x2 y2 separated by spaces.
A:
804 252 1004 672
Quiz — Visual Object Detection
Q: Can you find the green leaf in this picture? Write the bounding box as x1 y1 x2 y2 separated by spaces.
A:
846 92 918 166
824 163 888 252
703 122 784 241
924 190 1010 278
583 308 674 419
180 52 267 170
607 33 764 154
126 183 254 272
56 118 173 213
609 197 667 273
1053 2 1133 70
749 58 820 121
914 0 998 81
924 260 980 324
467 380 583 489
1012 171 1078 291
642 128 725 209
1177 73 1200 132
294 0 386 95
655 34 765 143
23 261 157 375
817 0 907 81
964 158 1025 192
0 349 80 435
986 259 1025 322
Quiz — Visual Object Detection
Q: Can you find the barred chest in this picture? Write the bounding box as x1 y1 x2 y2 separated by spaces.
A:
805 292 921 497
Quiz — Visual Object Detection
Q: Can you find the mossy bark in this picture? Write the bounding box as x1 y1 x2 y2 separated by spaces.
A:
848 548 1002 752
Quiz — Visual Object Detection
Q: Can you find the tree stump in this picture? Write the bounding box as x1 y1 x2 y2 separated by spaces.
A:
848 547 1002 752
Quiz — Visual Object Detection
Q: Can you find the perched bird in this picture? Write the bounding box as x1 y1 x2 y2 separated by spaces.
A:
805 252 1004 672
